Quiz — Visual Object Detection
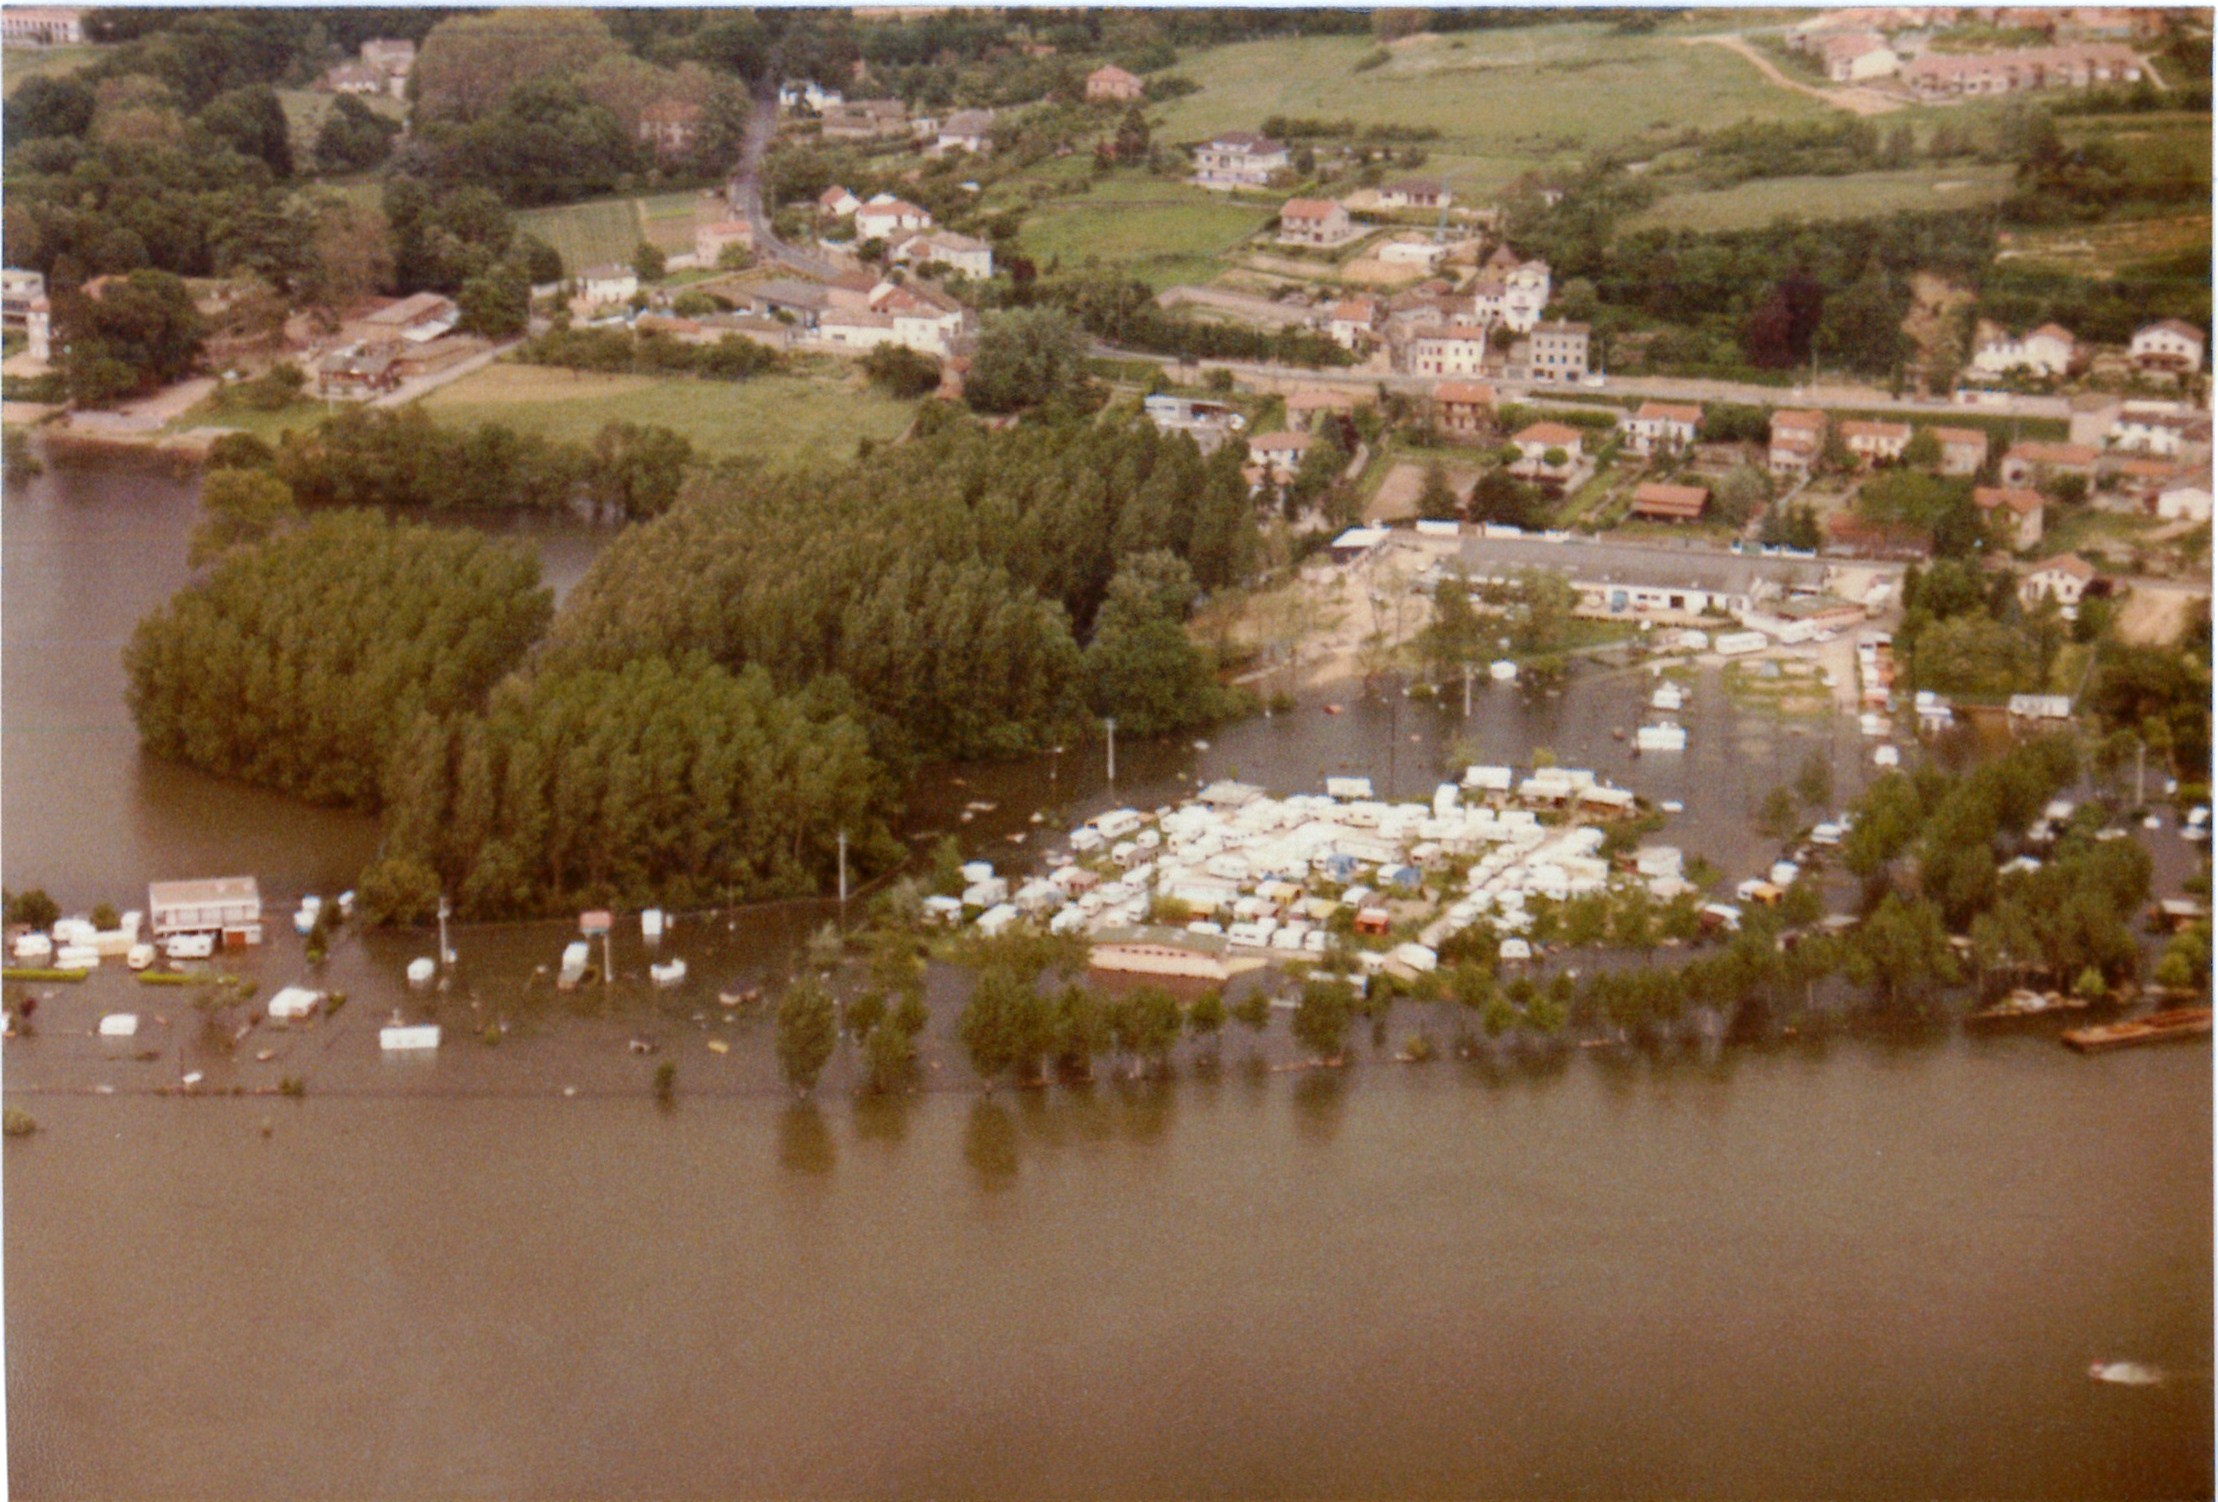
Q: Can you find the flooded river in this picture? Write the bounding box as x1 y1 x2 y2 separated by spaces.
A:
4 456 2210 1498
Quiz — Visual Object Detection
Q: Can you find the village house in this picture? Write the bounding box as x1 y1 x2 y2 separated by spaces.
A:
1406 324 1489 378
779 80 843 113
1326 297 1381 351
1902 42 2145 98
314 342 401 399
741 278 829 329
695 220 753 266
2108 401 2206 459
1285 388 1358 431
2000 439 2099 488
1624 401 1701 456
1973 486 2046 549
1247 430 1315 485
148 875 262 946
1510 421 1584 481
1769 408 1827 477
2154 481 2212 523
1277 198 1356 248
1630 482 1709 523
877 281 968 355
1 267 44 328
1433 381 1495 438
1472 257 1551 333
1 7 86 45
823 269 881 312
854 198 932 241
935 109 996 155
1971 321 2076 378
1840 418 1913 466
818 185 861 218
321 63 384 95
639 100 704 159
821 98 909 141
342 291 459 347
1818 31 1901 81
2020 552 2098 609
2130 318 2204 373
1085 64 1144 102
1378 178 1453 211
578 264 640 307
891 230 993 280
1930 425 1992 476
1520 320 1589 383
1192 131 1290 190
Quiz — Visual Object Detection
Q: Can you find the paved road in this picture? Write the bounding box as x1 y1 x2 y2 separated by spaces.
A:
728 91 846 281
1107 346 2073 421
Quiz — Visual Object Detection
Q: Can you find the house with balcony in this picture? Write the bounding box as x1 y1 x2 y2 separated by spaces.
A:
1769 408 1827 477
2130 318 2204 373
1433 381 1495 438
1193 132 1289 190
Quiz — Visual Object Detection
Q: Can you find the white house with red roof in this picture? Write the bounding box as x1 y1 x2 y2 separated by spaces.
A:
1971 321 2076 377
1406 324 1489 378
1326 298 1381 350
1973 486 2046 550
1510 421 1584 480
1277 198 1356 247
2020 553 2097 609
2130 318 2204 373
854 198 932 241
1193 132 1289 190
1624 401 1701 456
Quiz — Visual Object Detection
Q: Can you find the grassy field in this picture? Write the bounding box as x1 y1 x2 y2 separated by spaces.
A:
1999 213 2213 279
416 363 919 468
166 395 331 445
2 43 99 97
1628 165 2015 234
1016 173 1274 289
276 87 407 163
1149 25 1829 194
516 191 715 276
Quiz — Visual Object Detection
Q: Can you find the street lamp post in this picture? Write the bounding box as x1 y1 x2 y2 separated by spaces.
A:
1105 718 1117 784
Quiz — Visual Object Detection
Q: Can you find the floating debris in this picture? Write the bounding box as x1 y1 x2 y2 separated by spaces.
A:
2089 1362 2164 1386
707 1039 730 1055
254 1048 275 1063
627 1038 657 1055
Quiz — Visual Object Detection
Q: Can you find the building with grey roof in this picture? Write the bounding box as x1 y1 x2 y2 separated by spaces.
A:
1456 532 1844 622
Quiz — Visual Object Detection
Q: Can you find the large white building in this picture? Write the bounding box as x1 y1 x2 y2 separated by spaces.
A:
148 876 263 945
2130 318 2205 373
1192 132 1289 190
1971 322 2075 377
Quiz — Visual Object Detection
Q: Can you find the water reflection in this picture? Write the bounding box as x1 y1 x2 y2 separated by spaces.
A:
1290 1068 1349 1144
776 1101 836 1176
963 1098 1019 1188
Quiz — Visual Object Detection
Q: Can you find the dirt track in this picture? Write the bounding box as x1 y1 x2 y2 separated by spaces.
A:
1682 34 1905 117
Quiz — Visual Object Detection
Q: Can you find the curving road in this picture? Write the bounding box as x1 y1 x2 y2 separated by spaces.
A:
728 89 846 280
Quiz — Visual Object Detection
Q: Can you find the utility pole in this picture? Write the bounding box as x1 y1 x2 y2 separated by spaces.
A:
436 896 451 979
1463 663 1472 719
837 829 849 907
1105 717 1117 783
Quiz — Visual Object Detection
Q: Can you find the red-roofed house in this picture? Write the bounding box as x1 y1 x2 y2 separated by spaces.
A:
1973 486 2046 550
1511 421 1584 481
1286 388 1358 431
854 199 932 241
1630 482 1709 522
2020 553 2097 609
1086 65 1143 102
2130 318 2205 373
1929 425 1991 476
1625 401 1701 456
1840 418 1912 466
2000 441 2098 488
1433 381 1495 438
1278 198 1355 247
1326 298 1381 350
1247 430 1314 484
1407 324 1489 378
1769 408 1827 477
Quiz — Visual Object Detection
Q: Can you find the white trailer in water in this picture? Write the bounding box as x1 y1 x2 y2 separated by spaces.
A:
267 986 322 1021
380 1023 441 1051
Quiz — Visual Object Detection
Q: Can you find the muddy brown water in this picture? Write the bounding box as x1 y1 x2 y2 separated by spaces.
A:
4 457 2209 1499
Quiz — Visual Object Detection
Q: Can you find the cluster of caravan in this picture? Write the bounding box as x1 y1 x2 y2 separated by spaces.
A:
925 768 1715 974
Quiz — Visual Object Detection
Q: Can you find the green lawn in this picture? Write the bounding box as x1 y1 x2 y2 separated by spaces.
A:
277 86 407 164
1628 165 2016 234
516 191 713 276
1017 172 1274 288
165 396 332 445
1150 26 1829 187
2 43 99 97
415 363 920 469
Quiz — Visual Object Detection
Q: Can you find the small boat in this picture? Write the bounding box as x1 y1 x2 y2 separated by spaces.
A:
1660 800 1684 814
707 1038 730 1055
379 1022 441 1052
1192 740 1210 751
649 958 687 988
1489 660 1518 682
2089 1361 2164 1386
405 957 436 987
627 1037 657 1054
2063 1008 2211 1053
1969 989 2088 1023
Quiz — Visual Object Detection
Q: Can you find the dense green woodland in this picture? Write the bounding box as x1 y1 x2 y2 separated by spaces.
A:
547 409 1256 760
126 413 1253 919
123 512 551 808
365 655 897 922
